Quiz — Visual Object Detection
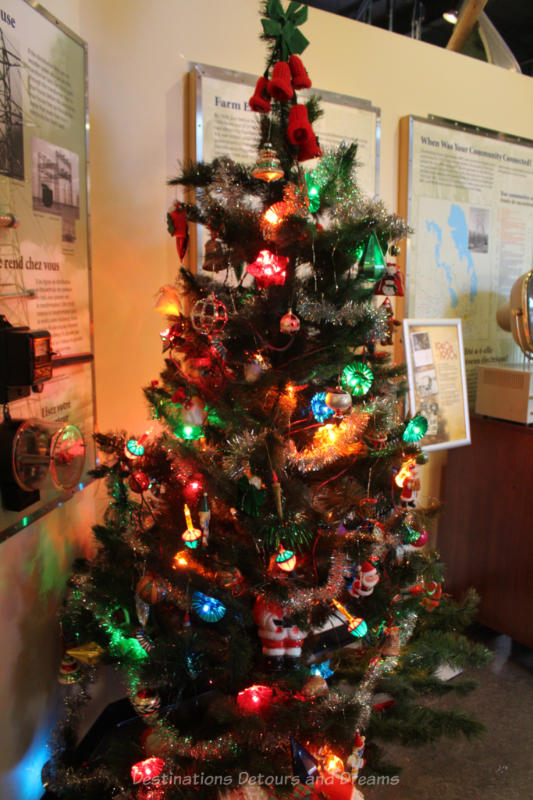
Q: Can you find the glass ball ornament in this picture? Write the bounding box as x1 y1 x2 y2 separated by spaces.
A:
129 471 150 493
280 311 300 334
325 388 352 413
130 688 161 721
190 294 228 335
136 573 168 605
412 528 428 548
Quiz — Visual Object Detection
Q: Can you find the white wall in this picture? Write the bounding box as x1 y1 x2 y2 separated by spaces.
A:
2 1 533 797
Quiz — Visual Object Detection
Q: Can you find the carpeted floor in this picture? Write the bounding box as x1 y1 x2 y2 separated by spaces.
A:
365 632 533 800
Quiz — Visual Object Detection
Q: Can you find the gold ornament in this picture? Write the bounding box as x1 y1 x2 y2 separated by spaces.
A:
301 674 329 698
66 641 105 666
252 143 284 182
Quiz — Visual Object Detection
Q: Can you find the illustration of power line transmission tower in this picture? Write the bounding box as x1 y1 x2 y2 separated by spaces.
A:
0 27 23 180
0 28 30 315
37 150 73 208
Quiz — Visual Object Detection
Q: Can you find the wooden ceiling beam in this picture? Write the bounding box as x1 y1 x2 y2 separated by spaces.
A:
446 0 489 51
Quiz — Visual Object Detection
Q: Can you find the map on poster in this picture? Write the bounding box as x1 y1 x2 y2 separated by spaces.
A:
0 1 94 538
402 116 533 405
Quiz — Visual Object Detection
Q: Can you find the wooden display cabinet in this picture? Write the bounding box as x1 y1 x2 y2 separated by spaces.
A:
438 415 533 647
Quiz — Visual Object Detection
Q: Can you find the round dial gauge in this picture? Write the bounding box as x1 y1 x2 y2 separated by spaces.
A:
50 424 86 490
12 420 53 491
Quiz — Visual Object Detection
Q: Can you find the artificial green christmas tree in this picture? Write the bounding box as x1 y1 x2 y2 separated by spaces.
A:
45 4 489 799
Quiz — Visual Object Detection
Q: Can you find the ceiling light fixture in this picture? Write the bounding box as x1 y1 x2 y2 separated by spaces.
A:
443 10 458 24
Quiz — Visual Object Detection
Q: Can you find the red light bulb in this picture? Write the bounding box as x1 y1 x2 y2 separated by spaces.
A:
131 756 165 784
237 684 273 714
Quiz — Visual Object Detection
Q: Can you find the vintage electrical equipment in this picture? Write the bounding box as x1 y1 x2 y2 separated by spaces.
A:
0 316 53 404
0 419 86 511
475 364 533 424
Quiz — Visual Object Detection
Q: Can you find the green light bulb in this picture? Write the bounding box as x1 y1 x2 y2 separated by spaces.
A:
341 362 374 396
305 172 321 213
403 415 428 443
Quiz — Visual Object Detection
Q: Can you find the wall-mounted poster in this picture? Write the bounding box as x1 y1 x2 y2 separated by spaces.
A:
403 318 470 452
398 115 533 406
187 62 380 269
0 0 94 541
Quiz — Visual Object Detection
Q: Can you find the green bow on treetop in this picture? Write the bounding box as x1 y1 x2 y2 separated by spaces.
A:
262 0 309 61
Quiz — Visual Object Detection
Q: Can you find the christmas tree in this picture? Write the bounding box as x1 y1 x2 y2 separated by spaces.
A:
45 3 490 799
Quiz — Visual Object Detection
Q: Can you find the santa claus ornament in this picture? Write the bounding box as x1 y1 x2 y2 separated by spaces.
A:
374 262 404 296
253 595 307 668
347 560 380 598
397 459 421 508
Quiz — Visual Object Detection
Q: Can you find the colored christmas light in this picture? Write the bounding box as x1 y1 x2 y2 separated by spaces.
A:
173 550 189 568
331 599 367 638
310 660 334 679
125 438 145 458
262 201 289 229
174 423 203 441
276 545 297 572
181 503 202 549
322 752 344 773
192 591 226 622
350 618 368 638
246 249 288 289
403 415 428 442
341 362 374 396
237 684 273 713
305 172 321 213
131 757 165 784
311 391 335 423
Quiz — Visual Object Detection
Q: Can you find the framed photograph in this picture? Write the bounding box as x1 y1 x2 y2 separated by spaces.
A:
403 318 471 451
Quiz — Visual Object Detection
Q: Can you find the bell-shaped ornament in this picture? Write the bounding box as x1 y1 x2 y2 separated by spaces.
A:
203 238 227 272
252 143 284 182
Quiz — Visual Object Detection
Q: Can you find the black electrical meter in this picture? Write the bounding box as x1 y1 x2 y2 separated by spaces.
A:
0 316 53 403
